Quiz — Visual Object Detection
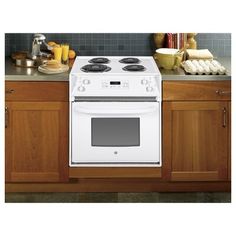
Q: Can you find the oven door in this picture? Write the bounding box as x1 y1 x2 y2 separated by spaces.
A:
71 101 160 166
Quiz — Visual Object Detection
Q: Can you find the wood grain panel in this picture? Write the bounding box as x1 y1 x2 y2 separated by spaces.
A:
69 167 162 178
172 107 219 172
163 81 231 101
228 102 231 180
163 101 228 181
5 81 68 101
11 173 60 182
172 110 194 171
59 102 69 182
5 181 231 193
171 171 219 181
5 101 69 182
5 102 11 181
162 102 172 180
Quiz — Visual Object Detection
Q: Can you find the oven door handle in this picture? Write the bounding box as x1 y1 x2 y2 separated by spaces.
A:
74 105 158 115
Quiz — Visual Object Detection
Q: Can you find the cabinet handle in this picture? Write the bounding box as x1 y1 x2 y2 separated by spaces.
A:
222 107 227 128
5 89 15 94
5 106 9 128
216 90 231 95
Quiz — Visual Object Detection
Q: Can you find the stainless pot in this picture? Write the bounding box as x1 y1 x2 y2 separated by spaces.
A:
15 58 47 68
15 58 36 67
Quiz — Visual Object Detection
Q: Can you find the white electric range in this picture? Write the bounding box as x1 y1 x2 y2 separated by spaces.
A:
70 56 161 167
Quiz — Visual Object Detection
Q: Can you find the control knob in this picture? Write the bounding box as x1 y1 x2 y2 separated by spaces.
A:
78 86 85 92
141 79 148 85
83 79 90 85
146 86 153 92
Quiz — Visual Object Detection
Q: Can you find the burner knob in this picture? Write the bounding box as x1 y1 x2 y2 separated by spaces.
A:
83 79 90 85
78 86 85 92
141 79 148 85
146 86 153 92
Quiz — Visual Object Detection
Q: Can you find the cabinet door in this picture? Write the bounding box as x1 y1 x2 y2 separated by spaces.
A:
163 101 228 181
5 102 69 182
228 102 231 180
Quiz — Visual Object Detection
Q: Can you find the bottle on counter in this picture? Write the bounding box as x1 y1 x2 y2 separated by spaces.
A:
187 33 197 49
153 33 166 49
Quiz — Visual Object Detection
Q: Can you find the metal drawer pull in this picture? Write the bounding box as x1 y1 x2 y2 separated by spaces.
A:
216 90 231 95
222 107 227 128
5 106 9 128
5 89 15 94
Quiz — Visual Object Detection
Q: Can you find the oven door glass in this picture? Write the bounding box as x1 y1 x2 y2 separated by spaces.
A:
91 118 140 147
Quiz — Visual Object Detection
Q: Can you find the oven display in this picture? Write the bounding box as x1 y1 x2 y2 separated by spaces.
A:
110 81 121 85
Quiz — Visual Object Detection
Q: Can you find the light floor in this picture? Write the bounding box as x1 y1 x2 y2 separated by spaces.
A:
5 192 231 203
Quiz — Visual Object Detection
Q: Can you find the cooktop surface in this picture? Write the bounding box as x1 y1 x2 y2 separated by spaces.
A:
71 56 160 75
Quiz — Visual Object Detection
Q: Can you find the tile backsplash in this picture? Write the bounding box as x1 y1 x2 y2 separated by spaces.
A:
196 33 231 57
5 33 231 57
5 33 154 57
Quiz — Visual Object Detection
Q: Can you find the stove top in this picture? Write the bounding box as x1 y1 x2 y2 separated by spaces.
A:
71 56 160 75
70 56 161 99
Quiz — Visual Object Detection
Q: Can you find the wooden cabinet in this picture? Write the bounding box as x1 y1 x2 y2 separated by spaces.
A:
163 81 231 101
163 81 231 182
5 82 69 183
228 102 231 180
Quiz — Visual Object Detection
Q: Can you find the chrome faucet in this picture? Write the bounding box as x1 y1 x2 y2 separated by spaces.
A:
31 33 52 59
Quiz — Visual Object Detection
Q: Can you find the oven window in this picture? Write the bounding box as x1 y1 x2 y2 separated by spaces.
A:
91 118 140 146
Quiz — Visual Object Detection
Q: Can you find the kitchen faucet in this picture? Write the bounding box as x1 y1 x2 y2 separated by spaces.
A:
31 33 52 59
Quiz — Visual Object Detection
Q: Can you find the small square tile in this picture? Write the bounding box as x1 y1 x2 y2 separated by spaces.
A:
118 45 124 50
79 45 85 50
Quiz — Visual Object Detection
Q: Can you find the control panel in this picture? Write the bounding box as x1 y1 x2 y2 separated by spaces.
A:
70 75 160 98
102 80 129 89
140 77 157 93
75 78 91 93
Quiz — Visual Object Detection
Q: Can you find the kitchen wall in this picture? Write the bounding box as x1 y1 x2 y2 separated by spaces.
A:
196 33 231 57
5 33 154 57
5 33 231 57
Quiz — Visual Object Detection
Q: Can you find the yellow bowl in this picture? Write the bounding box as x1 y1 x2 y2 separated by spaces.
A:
154 48 183 70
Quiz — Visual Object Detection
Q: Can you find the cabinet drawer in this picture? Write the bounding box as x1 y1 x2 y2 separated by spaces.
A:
163 81 231 101
5 81 69 101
